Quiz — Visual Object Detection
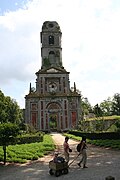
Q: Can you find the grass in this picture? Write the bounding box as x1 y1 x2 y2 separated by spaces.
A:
88 115 120 121
0 134 55 164
88 139 120 150
64 133 120 150
0 132 119 164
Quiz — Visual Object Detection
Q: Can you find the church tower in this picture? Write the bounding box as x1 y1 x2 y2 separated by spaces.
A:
41 21 62 69
25 21 81 131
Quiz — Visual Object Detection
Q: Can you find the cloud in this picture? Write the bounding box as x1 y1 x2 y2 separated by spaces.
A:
0 0 120 108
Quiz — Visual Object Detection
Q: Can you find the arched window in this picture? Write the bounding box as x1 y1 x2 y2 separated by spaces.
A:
49 51 55 55
49 51 55 64
49 35 54 45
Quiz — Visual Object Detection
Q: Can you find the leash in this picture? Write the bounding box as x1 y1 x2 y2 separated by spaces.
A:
68 153 81 167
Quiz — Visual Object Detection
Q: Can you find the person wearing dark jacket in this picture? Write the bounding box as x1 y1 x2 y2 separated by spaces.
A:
78 136 88 168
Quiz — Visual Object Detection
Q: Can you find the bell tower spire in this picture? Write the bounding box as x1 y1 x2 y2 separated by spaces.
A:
40 21 63 69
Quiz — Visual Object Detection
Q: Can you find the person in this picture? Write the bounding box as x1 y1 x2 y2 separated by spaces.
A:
63 136 71 163
53 151 65 163
53 151 59 163
77 136 88 168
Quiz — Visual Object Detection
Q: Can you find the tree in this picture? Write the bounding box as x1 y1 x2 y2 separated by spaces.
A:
5 97 23 124
81 97 93 119
0 90 23 124
111 93 120 115
0 90 6 123
93 104 103 117
100 97 113 116
0 123 20 165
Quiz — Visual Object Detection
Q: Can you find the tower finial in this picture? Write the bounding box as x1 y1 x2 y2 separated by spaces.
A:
29 82 32 93
74 82 76 92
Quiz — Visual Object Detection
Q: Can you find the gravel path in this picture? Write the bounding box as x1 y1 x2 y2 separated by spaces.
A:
0 133 120 180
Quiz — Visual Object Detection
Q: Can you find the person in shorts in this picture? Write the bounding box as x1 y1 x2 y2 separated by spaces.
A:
63 136 71 162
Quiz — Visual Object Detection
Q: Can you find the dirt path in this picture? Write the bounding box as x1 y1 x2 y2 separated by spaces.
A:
0 133 120 180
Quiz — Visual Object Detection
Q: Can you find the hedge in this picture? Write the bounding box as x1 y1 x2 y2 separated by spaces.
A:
16 133 44 144
69 131 120 140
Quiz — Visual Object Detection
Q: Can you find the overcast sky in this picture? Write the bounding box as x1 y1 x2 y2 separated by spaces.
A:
0 0 120 108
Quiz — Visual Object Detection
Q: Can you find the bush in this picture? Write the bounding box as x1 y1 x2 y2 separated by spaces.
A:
68 130 120 140
0 123 20 146
115 120 120 132
17 132 44 144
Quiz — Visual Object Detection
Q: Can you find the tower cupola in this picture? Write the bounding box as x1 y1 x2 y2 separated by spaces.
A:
40 21 63 69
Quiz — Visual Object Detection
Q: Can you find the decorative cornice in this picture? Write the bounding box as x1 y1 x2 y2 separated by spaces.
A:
25 92 81 99
36 66 69 74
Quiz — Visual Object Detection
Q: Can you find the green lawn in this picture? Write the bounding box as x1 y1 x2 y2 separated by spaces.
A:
0 134 55 164
88 139 120 149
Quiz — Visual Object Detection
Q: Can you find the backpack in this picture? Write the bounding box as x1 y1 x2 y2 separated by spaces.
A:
76 142 82 152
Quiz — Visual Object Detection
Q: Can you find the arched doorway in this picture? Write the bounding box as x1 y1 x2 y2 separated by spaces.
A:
47 102 61 131
49 113 58 131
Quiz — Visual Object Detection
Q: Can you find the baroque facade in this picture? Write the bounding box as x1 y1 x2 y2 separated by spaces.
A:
25 21 81 131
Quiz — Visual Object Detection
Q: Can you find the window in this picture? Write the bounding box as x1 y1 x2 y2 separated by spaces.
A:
31 103 37 110
49 51 55 55
49 35 54 45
